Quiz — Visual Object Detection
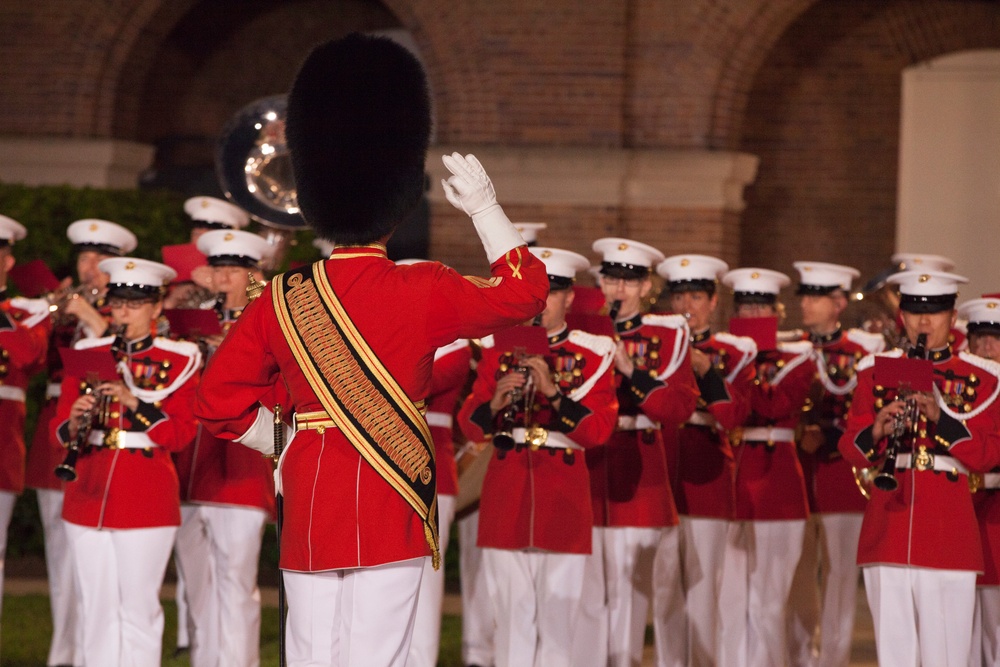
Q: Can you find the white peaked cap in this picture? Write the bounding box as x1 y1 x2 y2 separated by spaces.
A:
196 229 271 265
529 247 590 280
793 261 861 292
98 257 177 289
891 253 955 273
513 222 547 245
184 196 250 230
592 237 665 270
723 267 791 295
67 219 138 255
957 297 1000 325
0 215 27 244
887 270 968 296
657 254 729 283
313 238 335 257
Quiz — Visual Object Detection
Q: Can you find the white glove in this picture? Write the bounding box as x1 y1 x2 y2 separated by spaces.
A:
234 405 291 457
440 153 526 263
441 153 496 215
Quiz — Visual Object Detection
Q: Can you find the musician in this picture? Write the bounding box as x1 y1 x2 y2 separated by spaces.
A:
25 217 135 667
715 268 812 667
165 197 251 311
171 229 274 667
838 270 1000 667
956 296 1000 666
575 239 698 667
458 247 617 667
52 257 200 666
0 215 49 646
655 254 755 667
786 261 884 667
193 34 548 666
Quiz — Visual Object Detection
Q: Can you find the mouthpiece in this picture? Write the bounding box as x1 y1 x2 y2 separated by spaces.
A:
609 299 622 321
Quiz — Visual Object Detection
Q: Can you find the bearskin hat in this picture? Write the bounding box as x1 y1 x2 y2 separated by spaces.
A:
286 33 431 245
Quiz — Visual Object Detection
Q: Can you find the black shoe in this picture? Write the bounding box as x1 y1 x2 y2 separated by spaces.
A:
173 645 190 659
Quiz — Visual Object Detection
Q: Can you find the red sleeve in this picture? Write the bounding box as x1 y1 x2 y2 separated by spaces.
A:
838 368 881 469
640 359 699 427
750 356 814 422
430 345 472 397
564 358 618 448
6 316 51 373
145 370 199 453
708 364 754 431
457 354 498 445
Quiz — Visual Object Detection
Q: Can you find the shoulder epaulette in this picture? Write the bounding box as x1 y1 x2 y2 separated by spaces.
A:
777 328 805 343
74 335 115 351
479 335 495 350
846 328 887 354
153 337 201 358
946 351 1000 420
9 296 51 329
641 313 689 330
771 340 814 385
777 340 813 355
856 348 903 373
714 332 758 382
565 330 616 401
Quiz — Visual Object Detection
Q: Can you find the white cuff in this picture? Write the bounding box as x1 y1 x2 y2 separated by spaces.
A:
471 204 527 264
234 406 277 456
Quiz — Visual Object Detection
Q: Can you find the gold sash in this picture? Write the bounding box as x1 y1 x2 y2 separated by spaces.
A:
272 262 439 568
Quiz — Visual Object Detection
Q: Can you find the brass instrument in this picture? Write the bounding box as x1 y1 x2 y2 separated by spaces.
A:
493 360 531 456
45 284 100 324
872 332 927 493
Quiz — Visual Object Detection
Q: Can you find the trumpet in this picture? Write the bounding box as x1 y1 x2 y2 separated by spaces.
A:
55 378 112 482
873 332 927 492
45 284 100 325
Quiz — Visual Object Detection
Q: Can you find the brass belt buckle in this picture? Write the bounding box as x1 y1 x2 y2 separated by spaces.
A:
915 447 933 471
525 426 548 450
104 427 123 449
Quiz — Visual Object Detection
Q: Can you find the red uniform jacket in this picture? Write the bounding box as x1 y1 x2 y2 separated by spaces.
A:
460 326 617 553
27 296 112 491
174 306 276 518
669 330 755 520
0 296 51 493
587 314 699 528
974 479 1000 586
194 245 548 572
734 340 813 521
428 339 471 498
800 328 884 514
839 348 1000 571
54 334 201 529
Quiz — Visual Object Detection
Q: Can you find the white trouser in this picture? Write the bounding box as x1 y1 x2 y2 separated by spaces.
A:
652 526 686 667
572 527 608 667
65 522 177 667
407 494 456 667
176 562 190 649
483 548 586 667
174 504 218 667
201 504 268 667
458 509 495 667
0 491 14 656
787 513 820 667
679 517 728 667
283 558 425 667
974 587 1000 667
864 565 976 667
815 513 862 667
37 488 81 667
603 526 663 667
718 519 806 667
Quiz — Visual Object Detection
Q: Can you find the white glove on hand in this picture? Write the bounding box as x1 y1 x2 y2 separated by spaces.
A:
441 153 497 216
234 405 291 457
440 153 526 263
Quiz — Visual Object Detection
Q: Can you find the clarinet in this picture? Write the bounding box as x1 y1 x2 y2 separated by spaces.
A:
873 332 927 492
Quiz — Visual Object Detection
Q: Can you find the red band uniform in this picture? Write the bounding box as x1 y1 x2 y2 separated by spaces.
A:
838 270 1000 667
53 258 200 666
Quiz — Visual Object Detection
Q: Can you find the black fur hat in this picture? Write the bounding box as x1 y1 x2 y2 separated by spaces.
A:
286 33 431 245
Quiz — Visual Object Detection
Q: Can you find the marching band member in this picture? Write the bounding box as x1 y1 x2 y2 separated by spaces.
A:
838 270 1000 667
172 229 275 667
399 257 471 667
787 261 883 667
194 34 548 666
957 296 1000 667
25 218 133 667
656 254 755 667
576 239 698 667
53 257 200 666
458 247 617 667
717 268 812 667
0 215 51 652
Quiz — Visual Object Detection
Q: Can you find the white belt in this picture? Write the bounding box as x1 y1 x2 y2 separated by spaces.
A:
895 452 968 476
425 412 453 429
982 473 1000 489
617 414 661 431
511 427 583 451
87 430 158 450
685 411 718 429
46 382 62 400
742 427 796 443
0 385 26 403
